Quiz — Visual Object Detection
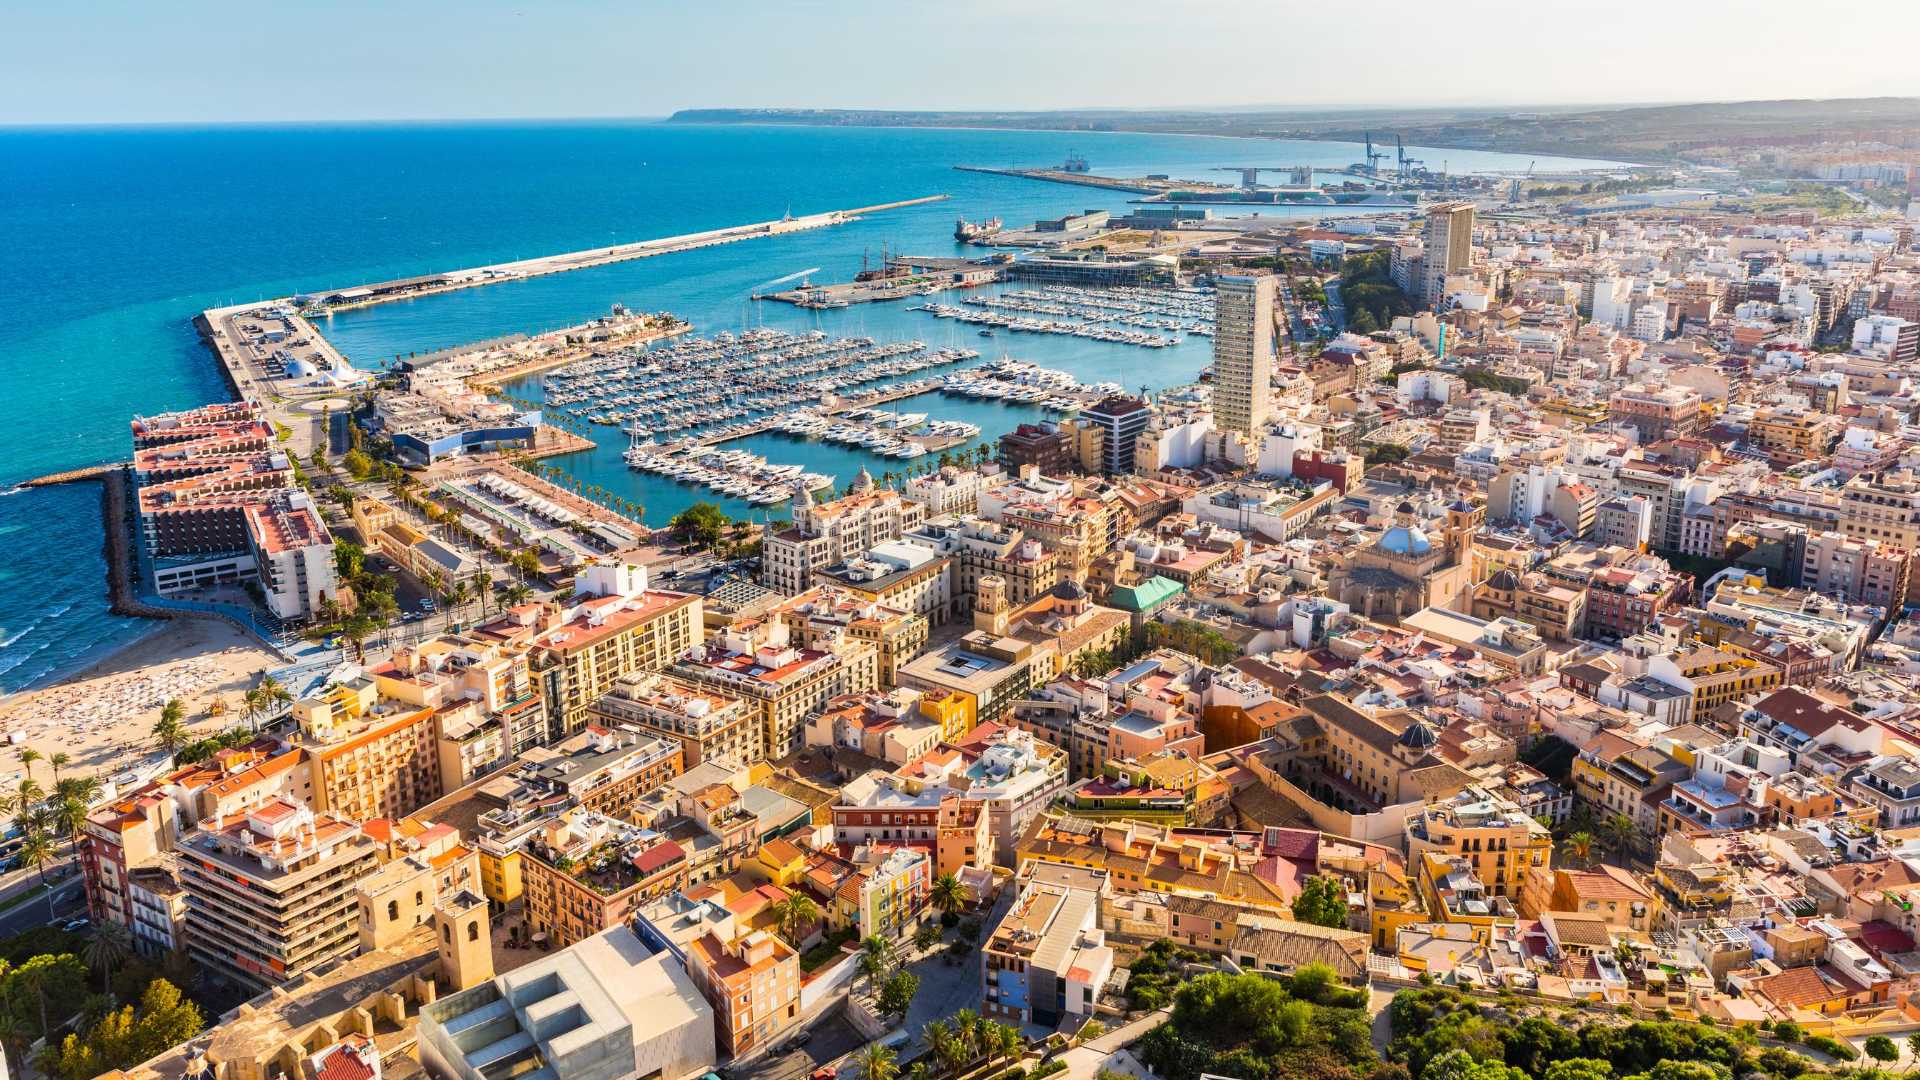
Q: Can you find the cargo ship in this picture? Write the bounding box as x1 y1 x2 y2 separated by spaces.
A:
954 216 1003 242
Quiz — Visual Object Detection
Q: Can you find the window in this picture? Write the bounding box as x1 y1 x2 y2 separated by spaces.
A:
469 920 481 942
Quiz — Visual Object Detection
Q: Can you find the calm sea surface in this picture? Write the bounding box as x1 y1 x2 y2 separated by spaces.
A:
0 121 1622 690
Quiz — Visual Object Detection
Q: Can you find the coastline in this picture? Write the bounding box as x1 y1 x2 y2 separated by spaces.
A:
0 618 280 792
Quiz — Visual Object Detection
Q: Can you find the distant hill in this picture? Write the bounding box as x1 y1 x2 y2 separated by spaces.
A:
669 98 1920 163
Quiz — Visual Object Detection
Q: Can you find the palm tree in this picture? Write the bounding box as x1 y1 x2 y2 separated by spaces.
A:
1560 831 1595 868
1602 812 1638 858
922 1020 954 1072
930 873 970 918
259 674 292 718
154 700 189 763
47 753 68 785
241 687 266 730
16 748 40 784
952 1008 981 1064
504 582 534 607
476 569 494 615
859 935 894 994
991 1023 1022 1066
53 796 87 855
772 892 821 948
83 923 132 995
18 829 57 922
853 1042 898 1080
16 954 54 1049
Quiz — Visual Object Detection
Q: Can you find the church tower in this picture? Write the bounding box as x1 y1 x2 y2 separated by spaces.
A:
435 889 494 993
974 573 1010 637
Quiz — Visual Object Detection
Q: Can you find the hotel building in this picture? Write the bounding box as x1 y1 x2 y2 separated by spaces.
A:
131 401 338 619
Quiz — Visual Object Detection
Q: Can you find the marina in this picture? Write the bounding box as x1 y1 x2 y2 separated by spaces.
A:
538 327 985 437
910 282 1216 347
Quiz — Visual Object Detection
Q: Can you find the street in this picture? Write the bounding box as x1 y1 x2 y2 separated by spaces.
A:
0 876 85 940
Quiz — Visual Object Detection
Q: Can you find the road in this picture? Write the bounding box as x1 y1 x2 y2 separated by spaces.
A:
0 876 85 939
1325 278 1349 334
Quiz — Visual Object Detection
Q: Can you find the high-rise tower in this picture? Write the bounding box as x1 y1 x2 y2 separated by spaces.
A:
1213 274 1275 436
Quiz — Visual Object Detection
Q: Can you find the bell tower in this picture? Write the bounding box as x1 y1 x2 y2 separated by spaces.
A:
434 889 494 993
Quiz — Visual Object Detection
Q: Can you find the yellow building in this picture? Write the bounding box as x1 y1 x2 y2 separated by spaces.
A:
1404 786 1553 900
1413 852 1517 944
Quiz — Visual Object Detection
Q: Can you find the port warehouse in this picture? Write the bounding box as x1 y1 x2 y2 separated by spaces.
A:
890 251 1180 289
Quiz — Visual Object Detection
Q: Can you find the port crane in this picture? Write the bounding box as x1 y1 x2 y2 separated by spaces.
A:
1360 133 1388 175
1395 135 1424 178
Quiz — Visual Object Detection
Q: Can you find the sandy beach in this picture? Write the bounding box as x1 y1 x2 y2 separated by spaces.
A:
0 619 281 795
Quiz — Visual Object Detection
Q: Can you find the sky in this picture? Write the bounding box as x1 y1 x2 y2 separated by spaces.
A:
6 0 1920 125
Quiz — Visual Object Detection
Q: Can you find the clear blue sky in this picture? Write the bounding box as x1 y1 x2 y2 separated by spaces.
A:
6 0 1919 125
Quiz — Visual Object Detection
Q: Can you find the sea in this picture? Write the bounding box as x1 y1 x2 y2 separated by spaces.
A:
0 120 1624 692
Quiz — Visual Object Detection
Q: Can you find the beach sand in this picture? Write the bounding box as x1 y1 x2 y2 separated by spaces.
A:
0 619 281 794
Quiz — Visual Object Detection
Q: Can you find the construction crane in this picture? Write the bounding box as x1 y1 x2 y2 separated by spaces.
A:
1361 132 1388 175
1212 165 1314 190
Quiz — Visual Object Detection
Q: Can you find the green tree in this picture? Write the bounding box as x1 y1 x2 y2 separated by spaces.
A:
669 502 730 551
334 540 366 581
41 976 203 1080
1289 874 1350 928
1865 1036 1899 1064
878 969 919 1018
152 700 189 763
1543 1059 1615 1080
343 448 375 479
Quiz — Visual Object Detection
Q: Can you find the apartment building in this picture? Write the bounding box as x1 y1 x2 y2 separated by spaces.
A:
292 681 444 824
177 798 379 990
771 585 928 687
813 541 954 627
81 789 177 950
590 670 760 766
671 626 851 761
902 466 983 516
1404 787 1553 900
905 517 1062 617
1747 406 1842 459
1608 384 1704 444
763 478 927 595
1838 472 1920 551
1804 530 1912 609
1212 274 1276 436
529 562 703 738
1420 202 1476 308
686 929 800 1058
514 724 685 821
981 869 1114 1028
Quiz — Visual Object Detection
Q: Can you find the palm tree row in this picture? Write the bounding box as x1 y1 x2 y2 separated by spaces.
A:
4 748 104 920
920 1008 1024 1078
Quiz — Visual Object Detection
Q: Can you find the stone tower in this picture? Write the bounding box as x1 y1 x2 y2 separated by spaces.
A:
434 889 494 993
974 573 1010 636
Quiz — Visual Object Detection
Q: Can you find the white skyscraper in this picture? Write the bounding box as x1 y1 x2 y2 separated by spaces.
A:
1213 274 1275 436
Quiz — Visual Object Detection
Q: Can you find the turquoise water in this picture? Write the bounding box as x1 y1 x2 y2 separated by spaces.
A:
0 121 1620 690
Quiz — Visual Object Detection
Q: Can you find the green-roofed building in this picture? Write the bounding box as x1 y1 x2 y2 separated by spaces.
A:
1108 575 1184 629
